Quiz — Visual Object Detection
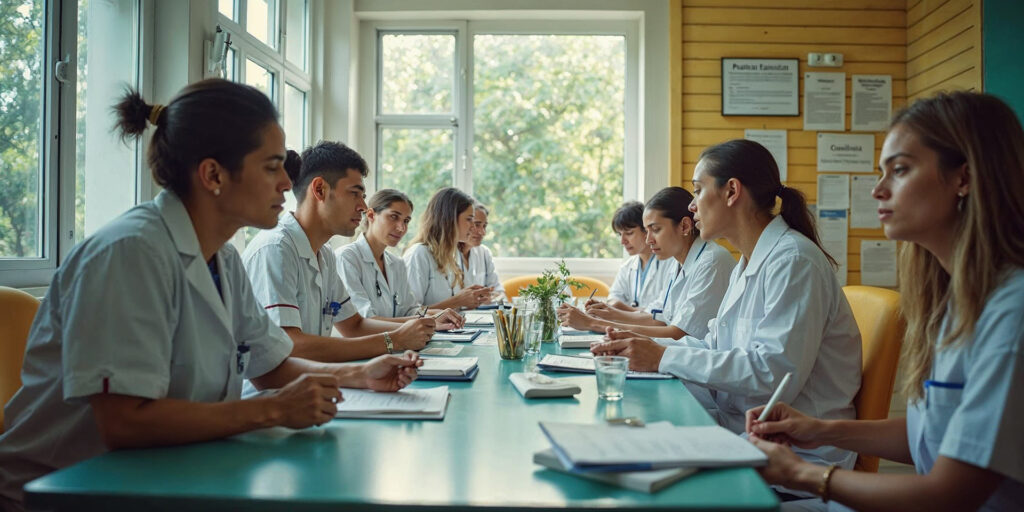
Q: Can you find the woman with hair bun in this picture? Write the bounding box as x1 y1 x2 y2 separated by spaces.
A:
0 79 420 511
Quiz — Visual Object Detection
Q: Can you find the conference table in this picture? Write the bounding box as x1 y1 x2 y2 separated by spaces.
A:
24 338 779 511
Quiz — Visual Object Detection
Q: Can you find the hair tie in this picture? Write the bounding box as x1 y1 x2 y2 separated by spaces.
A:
777 185 786 197
148 104 166 126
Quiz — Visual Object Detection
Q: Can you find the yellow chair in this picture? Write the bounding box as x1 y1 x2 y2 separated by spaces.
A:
502 275 611 300
1 286 40 432
843 285 904 473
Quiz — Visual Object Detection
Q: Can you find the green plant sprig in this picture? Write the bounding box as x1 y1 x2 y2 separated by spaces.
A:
520 260 584 303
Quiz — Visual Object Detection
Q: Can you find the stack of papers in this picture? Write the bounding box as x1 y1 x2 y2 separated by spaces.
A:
537 354 674 380
418 357 479 381
560 326 593 334
509 372 581 398
538 421 768 472
557 334 603 349
532 449 696 492
430 329 482 343
335 386 450 420
463 312 494 326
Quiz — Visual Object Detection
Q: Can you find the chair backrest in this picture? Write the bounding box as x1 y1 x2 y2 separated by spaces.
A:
0 286 40 432
842 285 904 473
501 275 612 300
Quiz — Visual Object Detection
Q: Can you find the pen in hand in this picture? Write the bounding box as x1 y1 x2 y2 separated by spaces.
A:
757 372 793 422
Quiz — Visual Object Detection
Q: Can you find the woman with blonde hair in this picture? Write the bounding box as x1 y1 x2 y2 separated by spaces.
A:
404 187 492 309
746 92 1024 510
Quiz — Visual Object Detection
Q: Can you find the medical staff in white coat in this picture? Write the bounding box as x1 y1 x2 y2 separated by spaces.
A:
457 203 505 302
243 143 461 362
337 189 461 321
597 201 669 313
592 139 863 482
559 188 733 340
0 80 420 511
404 187 492 310
746 92 1024 511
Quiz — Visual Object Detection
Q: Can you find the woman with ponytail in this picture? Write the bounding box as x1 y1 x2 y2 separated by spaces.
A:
0 80 420 510
593 139 862 499
745 92 1024 511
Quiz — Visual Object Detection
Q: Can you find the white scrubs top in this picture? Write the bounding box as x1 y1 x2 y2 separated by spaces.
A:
905 267 1024 511
336 234 419 318
404 243 462 307
654 240 734 339
659 216 862 470
0 191 293 504
461 245 502 294
242 213 358 337
608 254 671 310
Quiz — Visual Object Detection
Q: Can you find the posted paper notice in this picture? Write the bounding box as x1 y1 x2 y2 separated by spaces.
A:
804 72 846 131
817 174 850 210
851 75 892 132
818 133 875 173
818 209 848 286
861 240 898 287
851 175 881 228
744 129 788 181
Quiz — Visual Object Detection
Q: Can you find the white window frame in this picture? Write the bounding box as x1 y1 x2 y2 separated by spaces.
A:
0 0 148 289
357 17 640 277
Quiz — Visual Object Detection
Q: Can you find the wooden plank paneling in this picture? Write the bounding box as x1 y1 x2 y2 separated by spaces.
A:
905 0 981 101
907 4 976 58
906 47 978 95
684 25 906 45
684 0 906 9
682 7 906 28
683 60 907 78
907 0 971 42
683 42 906 62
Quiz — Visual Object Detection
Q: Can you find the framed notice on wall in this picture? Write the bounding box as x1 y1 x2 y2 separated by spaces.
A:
721 58 799 116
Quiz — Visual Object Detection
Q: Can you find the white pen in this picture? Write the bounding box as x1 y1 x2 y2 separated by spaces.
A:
757 372 793 422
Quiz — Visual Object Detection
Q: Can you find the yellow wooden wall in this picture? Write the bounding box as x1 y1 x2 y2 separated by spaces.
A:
907 0 983 101
670 0 908 285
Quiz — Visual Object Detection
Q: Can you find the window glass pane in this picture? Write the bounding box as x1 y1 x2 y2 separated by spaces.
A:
245 58 274 102
218 0 234 20
473 35 625 258
225 46 237 81
246 0 277 49
75 0 140 244
380 33 454 114
284 0 305 69
283 83 306 150
0 0 44 258
378 128 455 254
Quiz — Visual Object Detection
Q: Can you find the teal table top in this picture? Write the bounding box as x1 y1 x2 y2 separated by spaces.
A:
25 342 778 511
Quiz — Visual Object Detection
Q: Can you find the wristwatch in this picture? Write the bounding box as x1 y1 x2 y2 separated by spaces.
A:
383 331 394 353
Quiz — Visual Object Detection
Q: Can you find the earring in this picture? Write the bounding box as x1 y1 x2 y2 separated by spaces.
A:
213 188 221 197
956 192 966 212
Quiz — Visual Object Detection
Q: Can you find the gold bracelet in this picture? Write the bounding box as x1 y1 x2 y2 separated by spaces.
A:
383 331 394 353
819 464 838 503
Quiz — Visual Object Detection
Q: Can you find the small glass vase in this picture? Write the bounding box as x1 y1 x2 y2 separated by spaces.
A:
536 297 559 343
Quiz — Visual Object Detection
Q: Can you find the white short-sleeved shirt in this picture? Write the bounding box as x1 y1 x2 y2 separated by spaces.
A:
461 245 503 294
336 234 419 318
0 191 293 504
654 240 734 339
242 213 358 337
404 243 461 307
608 255 671 310
905 268 1024 511
658 216 862 470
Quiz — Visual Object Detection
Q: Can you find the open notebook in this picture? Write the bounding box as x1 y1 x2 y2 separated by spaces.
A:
335 386 450 420
537 354 674 380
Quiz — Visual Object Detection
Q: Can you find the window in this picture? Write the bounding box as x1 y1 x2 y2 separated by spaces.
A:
1 0 143 287
361 21 636 259
216 0 310 247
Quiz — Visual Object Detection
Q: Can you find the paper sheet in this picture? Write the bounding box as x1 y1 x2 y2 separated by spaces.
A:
744 129 788 181
336 386 449 414
861 240 898 287
818 210 849 286
850 175 881 228
851 75 892 132
804 72 846 131
817 133 875 173
817 174 850 210
420 344 464 356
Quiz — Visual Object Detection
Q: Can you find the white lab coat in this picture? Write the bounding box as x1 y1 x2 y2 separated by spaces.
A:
336 234 419 318
461 245 503 295
655 240 735 339
659 216 862 470
0 191 293 505
242 213 358 337
905 268 1024 511
608 254 672 310
404 243 463 307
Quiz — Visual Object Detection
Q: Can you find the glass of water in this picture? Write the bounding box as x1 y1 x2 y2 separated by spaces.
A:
595 355 628 400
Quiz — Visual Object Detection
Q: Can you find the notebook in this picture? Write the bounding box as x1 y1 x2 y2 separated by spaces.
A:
538 421 768 472
509 372 581 398
430 329 483 343
537 354 675 380
419 344 464 356
335 386 450 420
557 334 603 349
532 449 696 492
463 312 494 326
417 357 479 381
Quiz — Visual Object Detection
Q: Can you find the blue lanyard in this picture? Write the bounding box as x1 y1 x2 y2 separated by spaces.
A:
661 242 707 311
633 257 655 307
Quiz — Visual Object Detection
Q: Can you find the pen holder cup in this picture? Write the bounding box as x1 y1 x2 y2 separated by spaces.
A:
492 309 532 360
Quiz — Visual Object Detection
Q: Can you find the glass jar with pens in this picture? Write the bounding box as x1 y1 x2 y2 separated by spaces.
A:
492 306 532 360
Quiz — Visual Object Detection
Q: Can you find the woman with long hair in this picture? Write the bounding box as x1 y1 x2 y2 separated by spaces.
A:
746 92 1024 510
404 187 492 310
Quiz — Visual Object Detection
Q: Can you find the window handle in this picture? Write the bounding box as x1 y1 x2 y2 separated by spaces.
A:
54 53 72 84
450 116 458 127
